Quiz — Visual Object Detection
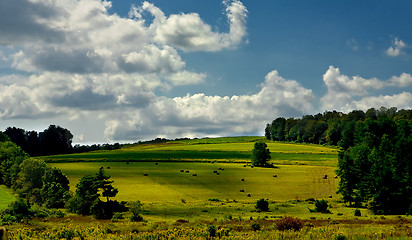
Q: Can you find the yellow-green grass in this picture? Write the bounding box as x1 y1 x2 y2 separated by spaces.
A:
41 137 338 166
0 185 16 209
50 162 339 204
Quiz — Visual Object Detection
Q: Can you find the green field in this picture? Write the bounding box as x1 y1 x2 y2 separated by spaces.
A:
0 185 16 209
43 137 341 222
3 137 412 239
41 137 338 166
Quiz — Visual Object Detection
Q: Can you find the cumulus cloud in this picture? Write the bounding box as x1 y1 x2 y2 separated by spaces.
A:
321 66 412 112
135 0 248 52
104 70 314 140
353 92 412 110
386 37 407 57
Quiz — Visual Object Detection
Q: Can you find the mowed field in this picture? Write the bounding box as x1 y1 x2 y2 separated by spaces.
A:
46 137 339 204
42 137 338 167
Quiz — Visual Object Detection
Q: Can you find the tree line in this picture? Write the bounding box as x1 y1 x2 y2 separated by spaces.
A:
265 107 412 214
3 125 122 156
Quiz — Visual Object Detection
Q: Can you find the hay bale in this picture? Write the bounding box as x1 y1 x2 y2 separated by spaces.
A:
192 174 197 176
273 175 277 177
323 175 328 179
241 178 245 181
143 173 148 176
247 193 251 197
180 169 184 172
240 189 244 192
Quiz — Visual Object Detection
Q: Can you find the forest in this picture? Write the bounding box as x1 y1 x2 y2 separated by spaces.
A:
265 107 412 214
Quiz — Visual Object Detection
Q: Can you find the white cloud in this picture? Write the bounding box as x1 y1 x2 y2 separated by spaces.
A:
104 70 314 140
168 71 206 86
139 0 248 52
321 66 412 112
388 73 412 87
353 92 412 111
386 37 407 57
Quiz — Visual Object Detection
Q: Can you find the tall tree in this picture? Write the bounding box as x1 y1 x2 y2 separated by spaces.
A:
251 142 271 167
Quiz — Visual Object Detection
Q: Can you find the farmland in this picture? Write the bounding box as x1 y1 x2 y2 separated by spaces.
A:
3 137 412 239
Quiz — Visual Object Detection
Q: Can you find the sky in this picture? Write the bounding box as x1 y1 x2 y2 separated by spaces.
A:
1 0 412 144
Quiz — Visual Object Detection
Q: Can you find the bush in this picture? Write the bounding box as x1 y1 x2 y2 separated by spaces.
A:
255 198 269 212
276 216 303 231
207 225 217 237
334 233 348 240
130 214 143 222
251 223 261 231
1 198 33 223
354 209 361 216
111 213 124 222
129 201 143 222
1 214 17 225
314 199 330 213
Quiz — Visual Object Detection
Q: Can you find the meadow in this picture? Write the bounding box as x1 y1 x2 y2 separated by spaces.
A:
3 137 412 239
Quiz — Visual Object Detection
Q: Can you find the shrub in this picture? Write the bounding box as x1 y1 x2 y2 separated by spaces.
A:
334 233 348 240
129 201 143 222
251 223 261 231
255 198 269 212
1 198 33 223
314 199 330 213
130 214 143 222
354 209 361 216
276 216 303 231
111 213 124 222
207 225 217 237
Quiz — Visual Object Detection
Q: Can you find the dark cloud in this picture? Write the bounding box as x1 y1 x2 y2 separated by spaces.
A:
28 48 108 74
0 0 64 44
51 89 116 110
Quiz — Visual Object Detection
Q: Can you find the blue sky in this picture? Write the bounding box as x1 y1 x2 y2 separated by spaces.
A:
0 0 411 143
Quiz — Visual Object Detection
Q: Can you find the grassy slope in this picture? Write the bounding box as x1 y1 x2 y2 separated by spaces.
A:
0 185 16 209
46 137 341 222
41 137 338 166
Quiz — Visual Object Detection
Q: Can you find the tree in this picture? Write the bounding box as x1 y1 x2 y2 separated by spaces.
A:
251 142 271 167
255 198 269 212
0 141 28 187
16 158 47 204
94 168 119 202
67 168 126 219
41 167 71 208
39 125 73 155
67 175 98 215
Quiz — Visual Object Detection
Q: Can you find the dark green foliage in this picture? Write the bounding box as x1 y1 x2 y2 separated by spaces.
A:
0 132 10 142
67 168 126 219
251 223 261 231
275 216 303 231
337 114 412 214
334 234 348 240
314 199 330 213
0 141 28 187
4 125 73 156
354 209 361 216
251 142 271 167
255 198 269 212
16 158 47 204
67 175 98 215
207 225 217 237
41 167 71 208
1 198 33 223
129 201 143 222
